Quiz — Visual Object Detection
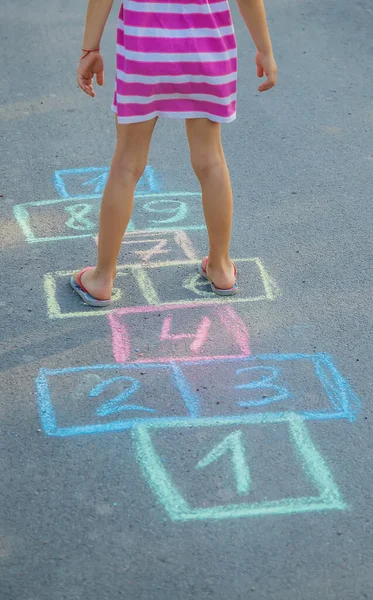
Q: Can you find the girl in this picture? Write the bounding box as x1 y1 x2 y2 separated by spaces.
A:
72 0 277 306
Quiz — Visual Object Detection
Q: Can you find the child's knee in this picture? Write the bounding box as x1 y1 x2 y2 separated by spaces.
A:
190 151 224 181
112 153 146 183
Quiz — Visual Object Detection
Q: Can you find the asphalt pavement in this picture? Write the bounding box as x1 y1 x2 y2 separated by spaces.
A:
1 0 372 598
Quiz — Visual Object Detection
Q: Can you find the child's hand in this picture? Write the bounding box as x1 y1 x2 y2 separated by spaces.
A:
77 51 104 98
256 51 277 92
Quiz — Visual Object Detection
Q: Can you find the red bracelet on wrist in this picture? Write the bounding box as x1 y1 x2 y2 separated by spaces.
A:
80 48 100 60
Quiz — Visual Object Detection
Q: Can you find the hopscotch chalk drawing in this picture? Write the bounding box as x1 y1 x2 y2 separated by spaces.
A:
44 256 280 319
15 164 166 243
54 165 159 198
35 350 360 519
14 164 362 521
13 193 205 243
132 414 346 521
109 304 251 363
35 353 360 437
93 229 199 262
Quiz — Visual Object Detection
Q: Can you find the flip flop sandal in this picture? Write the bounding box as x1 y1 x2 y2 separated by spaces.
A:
70 267 112 307
198 259 239 296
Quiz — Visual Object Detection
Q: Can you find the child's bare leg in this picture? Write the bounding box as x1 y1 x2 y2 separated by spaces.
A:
186 118 235 289
75 117 157 299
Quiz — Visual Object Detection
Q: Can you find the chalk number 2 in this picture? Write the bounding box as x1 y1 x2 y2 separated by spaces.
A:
88 376 156 417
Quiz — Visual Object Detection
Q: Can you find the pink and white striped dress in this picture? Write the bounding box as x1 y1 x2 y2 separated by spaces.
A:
112 0 237 124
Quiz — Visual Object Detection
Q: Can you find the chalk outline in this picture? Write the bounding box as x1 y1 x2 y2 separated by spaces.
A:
109 304 250 363
54 167 108 198
93 229 199 262
35 353 361 437
132 413 346 521
44 258 280 319
13 193 205 243
36 361 199 437
54 165 159 198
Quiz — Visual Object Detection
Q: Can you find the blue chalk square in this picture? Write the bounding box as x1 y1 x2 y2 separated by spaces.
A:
178 353 361 422
54 165 159 198
133 414 347 521
36 363 194 437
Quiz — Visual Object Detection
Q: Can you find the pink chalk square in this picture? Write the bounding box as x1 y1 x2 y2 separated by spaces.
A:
108 303 250 364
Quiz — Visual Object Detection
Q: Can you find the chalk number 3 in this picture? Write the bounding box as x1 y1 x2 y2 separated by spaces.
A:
235 366 292 407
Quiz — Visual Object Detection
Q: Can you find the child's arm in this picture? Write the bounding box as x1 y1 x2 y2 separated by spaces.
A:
236 0 277 92
77 0 114 97
82 0 114 52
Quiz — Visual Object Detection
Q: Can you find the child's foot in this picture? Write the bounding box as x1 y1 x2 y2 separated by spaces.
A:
201 257 237 290
73 267 114 301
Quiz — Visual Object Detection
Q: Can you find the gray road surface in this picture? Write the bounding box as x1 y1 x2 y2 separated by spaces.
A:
0 0 372 599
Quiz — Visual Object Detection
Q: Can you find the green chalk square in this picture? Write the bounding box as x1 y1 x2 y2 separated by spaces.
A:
132 413 346 521
13 192 205 243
